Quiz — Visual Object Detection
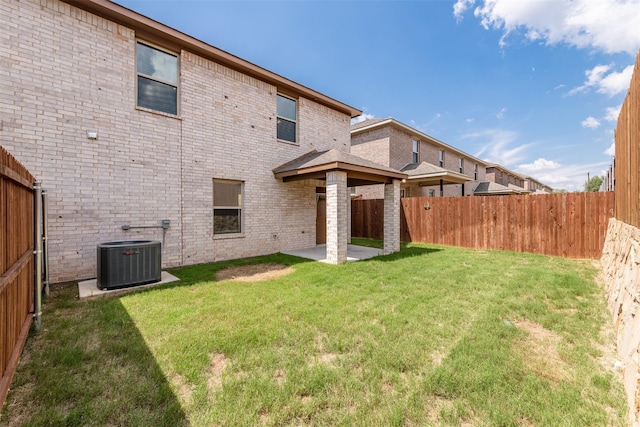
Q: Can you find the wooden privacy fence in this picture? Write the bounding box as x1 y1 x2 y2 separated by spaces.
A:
352 192 615 259
614 51 640 228
0 146 35 407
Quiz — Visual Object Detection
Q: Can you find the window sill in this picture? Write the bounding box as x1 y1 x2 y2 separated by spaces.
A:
213 233 245 240
277 139 299 146
136 106 182 120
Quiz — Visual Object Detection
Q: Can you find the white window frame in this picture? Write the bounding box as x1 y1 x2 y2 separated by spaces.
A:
276 93 297 143
136 41 179 116
412 139 420 163
474 164 478 180
213 179 244 236
439 150 445 168
459 158 464 174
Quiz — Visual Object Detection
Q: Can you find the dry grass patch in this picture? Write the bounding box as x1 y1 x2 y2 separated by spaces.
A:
207 352 228 392
273 369 286 386
315 352 339 366
215 264 293 282
513 320 572 382
171 373 194 406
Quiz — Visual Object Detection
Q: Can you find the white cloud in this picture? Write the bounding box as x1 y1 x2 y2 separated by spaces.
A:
568 64 634 97
453 0 640 55
597 65 634 96
581 116 601 129
605 142 616 156
466 118 474 123
460 129 531 166
515 159 610 191
568 64 609 95
453 0 475 22
496 107 507 119
350 113 375 125
604 105 622 122
517 158 561 173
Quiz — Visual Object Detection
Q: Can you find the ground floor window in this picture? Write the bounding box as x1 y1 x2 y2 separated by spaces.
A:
213 179 243 234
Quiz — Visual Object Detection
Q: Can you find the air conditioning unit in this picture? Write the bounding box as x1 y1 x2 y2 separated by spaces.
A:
97 240 161 290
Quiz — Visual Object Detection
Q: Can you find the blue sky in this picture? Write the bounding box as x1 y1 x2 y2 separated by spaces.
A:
116 0 640 191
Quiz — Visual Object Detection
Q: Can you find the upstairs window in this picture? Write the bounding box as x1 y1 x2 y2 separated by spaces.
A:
136 42 178 115
277 94 297 143
474 164 478 180
213 179 243 235
412 139 420 163
439 150 445 168
459 158 464 173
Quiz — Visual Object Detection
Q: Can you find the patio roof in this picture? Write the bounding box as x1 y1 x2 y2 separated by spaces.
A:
273 149 407 186
473 181 523 195
400 162 472 186
508 183 529 194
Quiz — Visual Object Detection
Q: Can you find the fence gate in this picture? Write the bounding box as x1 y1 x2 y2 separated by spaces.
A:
0 146 36 408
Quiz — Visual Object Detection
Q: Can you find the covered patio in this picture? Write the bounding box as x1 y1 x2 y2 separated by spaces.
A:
400 162 471 196
282 243 382 263
273 149 407 264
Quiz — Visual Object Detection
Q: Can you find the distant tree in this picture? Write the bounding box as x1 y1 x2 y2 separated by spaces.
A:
584 175 604 192
553 189 568 193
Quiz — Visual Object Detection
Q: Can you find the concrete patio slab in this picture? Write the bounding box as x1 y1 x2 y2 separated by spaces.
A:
282 244 382 263
77 271 180 299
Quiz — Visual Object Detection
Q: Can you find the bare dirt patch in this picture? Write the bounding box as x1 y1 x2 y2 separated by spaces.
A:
215 264 293 282
171 372 194 406
513 320 572 382
207 352 228 392
316 353 339 365
273 369 286 386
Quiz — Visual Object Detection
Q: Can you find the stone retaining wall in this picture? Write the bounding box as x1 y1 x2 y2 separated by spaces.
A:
601 217 640 426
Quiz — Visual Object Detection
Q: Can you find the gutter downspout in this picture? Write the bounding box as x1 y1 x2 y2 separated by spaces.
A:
33 182 43 331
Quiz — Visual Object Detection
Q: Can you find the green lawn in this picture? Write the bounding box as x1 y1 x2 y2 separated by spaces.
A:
0 240 626 426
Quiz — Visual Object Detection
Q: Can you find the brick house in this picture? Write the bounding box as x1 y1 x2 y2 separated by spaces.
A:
477 164 554 195
351 118 488 198
484 164 526 193
2 0 405 282
523 176 553 194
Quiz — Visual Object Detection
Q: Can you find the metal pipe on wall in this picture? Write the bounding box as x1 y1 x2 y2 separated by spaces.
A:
33 182 43 331
42 189 50 296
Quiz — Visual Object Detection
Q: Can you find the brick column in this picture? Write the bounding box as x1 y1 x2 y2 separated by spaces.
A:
383 179 401 255
326 171 348 264
347 189 352 244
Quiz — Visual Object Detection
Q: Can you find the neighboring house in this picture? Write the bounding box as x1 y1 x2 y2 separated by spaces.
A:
484 164 527 193
472 181 524 196
481 164 555 195
602 160 615 191
523 176 554 194
3 0 405 282
351 118 488 198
